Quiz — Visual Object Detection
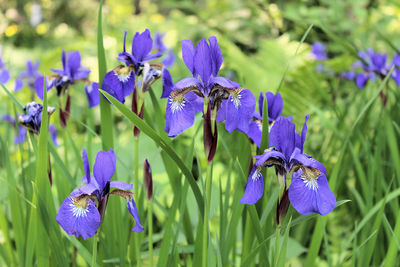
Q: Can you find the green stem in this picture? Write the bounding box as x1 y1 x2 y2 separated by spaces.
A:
134 137 141 266
274 225 281 266
202 162 213 267
148 199 153 267
91 234 98 267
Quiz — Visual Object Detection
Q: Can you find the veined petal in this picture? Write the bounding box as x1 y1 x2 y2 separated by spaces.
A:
288 170 336 215
218 88 255 133
56 196 100 240
110 181 133 190
93 149 117 189
181 40 195 74
164 91 203 137
127 197 144 232
240 166 264 204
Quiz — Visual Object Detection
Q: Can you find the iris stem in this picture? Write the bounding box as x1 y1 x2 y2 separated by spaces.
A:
202 161 213 267
274 225 281 266
91 234 98 267
134 136 141 266
148 199 153 267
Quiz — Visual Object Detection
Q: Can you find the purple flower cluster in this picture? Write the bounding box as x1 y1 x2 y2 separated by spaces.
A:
14 60 44 98
56 149 143 239
343 48 400 89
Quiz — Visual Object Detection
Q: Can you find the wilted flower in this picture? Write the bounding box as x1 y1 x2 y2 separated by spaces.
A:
144 159 153 200
247 92 283 147
56 149 143 239
240 115 336 216
18 102 55 135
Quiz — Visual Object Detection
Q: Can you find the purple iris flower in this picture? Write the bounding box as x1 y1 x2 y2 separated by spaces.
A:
392 69 400 86
48 50 90 96
341 71 356 80
311 42 328 61
0 50 10 84
84 82 100 108
102 29 163 103
247 92 283 147
164 36 255 137
14 60 41 93
153 33 176 67
56 149 143 239
240 116 336 216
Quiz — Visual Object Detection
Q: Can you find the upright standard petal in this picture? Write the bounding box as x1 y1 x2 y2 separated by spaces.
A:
240 166 264 204
218 89 255 133
56 196 101 239
85 82 100 108
93 149 117 189
132 29 153 62
269 117 296 159
67 51 82 79
165 91 203 137
193 38 212 84
288 170 336 215
127 198 144 232
266 92 283 122
82 149 91 183
181 40 196 74
208 36 223 77
14 79 24 91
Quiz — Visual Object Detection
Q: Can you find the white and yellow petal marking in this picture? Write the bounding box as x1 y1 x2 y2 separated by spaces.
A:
251 167 262 181
115 67 132 83
300 167 321 191
230 88 243 109
69 196 90 218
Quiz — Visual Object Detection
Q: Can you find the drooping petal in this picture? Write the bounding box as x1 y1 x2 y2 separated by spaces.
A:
240 166 264 205
102 70 128 103
290 151 326 175
181 40 195 74
118 51 136 66
127 197 144 232
193 38 212 84
164 91 203 137
288 170 336 215
71 183 99 197
218 89 255 133
132 29 153 62
85 82 100 108
254 149 286 167
174 77 199 90
34 76 52 100
14 79 24 91
56 197 101 240
93 149 117 189
110 181 133 190
161 68 173 98
269 117 296 159
1 114 16 125
73 69 91 80
247 120 262 147
208 36 223 76
355 73 368 89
